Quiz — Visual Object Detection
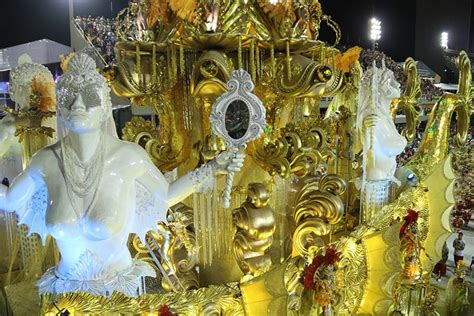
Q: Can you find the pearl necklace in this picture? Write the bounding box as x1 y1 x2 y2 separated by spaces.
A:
60 133 105 219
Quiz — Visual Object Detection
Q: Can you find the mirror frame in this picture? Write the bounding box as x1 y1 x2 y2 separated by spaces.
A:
210 69 266 150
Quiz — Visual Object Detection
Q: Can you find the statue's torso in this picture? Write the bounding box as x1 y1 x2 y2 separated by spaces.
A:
33 139 146 276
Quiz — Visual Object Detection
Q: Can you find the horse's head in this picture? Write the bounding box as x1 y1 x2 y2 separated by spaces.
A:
379 62 401 101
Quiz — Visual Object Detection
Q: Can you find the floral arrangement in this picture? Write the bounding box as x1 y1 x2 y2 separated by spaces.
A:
399 209 424 281
159 304 176 316
30 75 56 113
303 245 341 307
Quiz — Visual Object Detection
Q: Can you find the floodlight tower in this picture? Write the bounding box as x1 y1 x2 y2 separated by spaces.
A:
370 18 382 50
441 32 449 50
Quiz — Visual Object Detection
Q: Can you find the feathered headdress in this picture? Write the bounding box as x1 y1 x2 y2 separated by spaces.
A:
9 54 56 112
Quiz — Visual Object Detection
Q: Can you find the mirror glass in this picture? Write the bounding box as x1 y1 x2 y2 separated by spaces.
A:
225 99 250 140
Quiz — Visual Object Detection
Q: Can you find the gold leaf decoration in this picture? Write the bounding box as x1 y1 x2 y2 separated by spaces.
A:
15 126 55 142
292 174 346 257
148 0 172 25
257 0 296 25
41 283 243 315
168 0 197 23
253 119 327 179
391 57 421 143
335 46 362 73
232 183 276 276
146 0 161 28
59 52 75 74
122 117 158 146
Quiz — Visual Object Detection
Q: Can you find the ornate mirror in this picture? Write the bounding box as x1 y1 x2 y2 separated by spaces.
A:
210 69 266 207
225 99 250 140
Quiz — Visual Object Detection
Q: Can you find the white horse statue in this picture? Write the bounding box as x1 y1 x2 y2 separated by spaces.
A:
356 60 407 222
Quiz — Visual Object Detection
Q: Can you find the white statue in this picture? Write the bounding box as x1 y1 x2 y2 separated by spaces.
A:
1 54 57 274
0 53 244 297
0 115 22 181
0 114 22 270
357 60 406 181
356 60 407 221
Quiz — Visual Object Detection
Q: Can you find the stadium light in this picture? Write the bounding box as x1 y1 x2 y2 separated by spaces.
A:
370 17 382 49
441 32 448 49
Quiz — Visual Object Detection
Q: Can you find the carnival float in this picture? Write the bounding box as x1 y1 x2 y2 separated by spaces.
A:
0 0 473 315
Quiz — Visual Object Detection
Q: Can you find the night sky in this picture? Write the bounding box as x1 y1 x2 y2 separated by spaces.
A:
0 0 472 63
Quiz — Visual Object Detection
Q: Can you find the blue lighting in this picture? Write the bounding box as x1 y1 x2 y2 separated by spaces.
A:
0 82 9 94
407 173 415 181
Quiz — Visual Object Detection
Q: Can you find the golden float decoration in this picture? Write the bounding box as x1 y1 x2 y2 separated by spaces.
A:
2 0 472 315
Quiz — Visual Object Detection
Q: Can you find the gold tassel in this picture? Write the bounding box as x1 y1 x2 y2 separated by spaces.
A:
193 194 200 265
270 43 275 77
152 44 157 85
180 46 185 79
136 44 141 86
199 193 207 266
171 43 177 81
250 39 256 81
238 36 242 69
286 40 291 79
167 46 172 82
256 43 260 79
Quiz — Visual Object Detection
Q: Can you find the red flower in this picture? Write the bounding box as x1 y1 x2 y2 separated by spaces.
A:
159 305 176 316
304 273 315 289
312 256 324 269
400 209 419 237
302 246 341 290
404 209 419 223
323 246 341 265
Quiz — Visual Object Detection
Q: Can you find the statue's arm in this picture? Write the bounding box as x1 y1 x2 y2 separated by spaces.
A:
134 145 244 207
134 149 213 207
167 163 214 206
0 167 40 213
